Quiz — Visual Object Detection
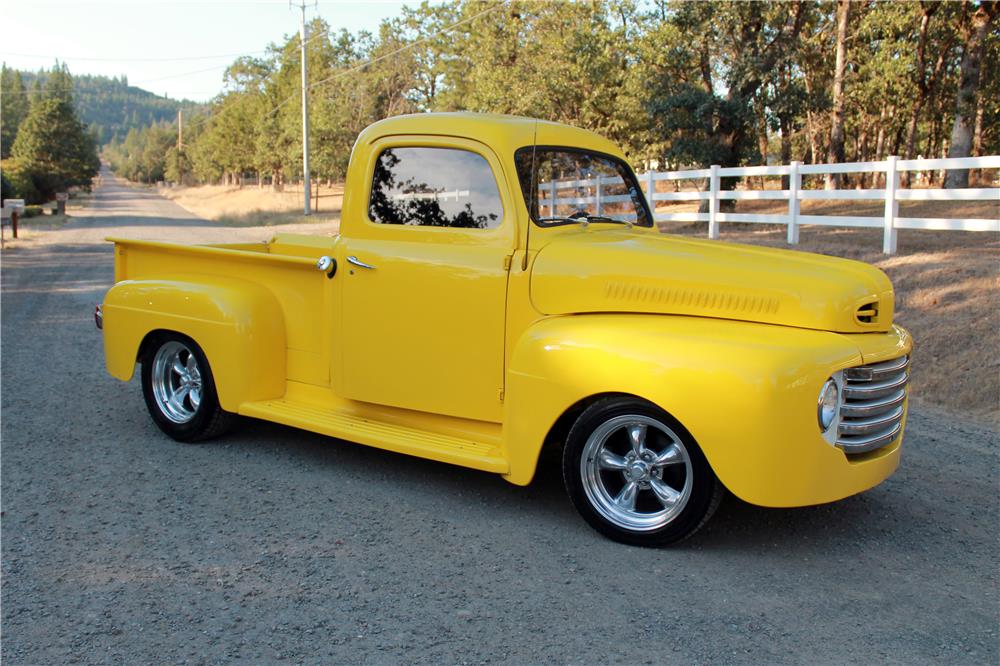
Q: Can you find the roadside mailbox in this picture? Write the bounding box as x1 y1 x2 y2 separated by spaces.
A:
1 198 25 243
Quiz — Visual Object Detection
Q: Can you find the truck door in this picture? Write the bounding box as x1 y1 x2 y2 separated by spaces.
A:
337 138 514 423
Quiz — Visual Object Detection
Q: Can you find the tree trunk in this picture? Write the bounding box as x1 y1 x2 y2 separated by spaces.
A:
945 2 997 188
780 118 792 190
892 126 904 157
802 69 823 165
756 100 769 191
901 8 933 186
939 135 950 184
928 116 941 185
971 82 985 183
874 104 888 161
756 103 769 166
903 2 958 186
826 0 852 189
972 90 984 159
854 125 868 188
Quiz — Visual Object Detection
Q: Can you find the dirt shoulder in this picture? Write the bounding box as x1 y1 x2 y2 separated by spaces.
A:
157 183 343 229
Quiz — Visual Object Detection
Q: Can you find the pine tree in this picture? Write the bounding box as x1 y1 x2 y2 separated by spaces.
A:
1 65 30 158
10 76 100 200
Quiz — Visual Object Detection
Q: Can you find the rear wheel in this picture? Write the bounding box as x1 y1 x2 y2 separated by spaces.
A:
562 396 722 546
140 333 235 442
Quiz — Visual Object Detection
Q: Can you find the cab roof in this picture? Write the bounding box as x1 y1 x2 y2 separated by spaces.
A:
355 112 625 161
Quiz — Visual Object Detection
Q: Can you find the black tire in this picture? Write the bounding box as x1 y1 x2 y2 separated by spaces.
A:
140 332 236 442
562 396 723 547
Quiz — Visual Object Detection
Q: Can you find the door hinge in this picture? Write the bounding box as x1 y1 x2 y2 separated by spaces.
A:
498 388 505 402
502 254 513 270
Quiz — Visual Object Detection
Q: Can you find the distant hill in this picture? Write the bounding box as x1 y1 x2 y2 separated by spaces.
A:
17 70 206 145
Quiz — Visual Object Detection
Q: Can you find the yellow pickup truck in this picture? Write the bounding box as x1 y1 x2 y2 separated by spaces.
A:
99 113 911 546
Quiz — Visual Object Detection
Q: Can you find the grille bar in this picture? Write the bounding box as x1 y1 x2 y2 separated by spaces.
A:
842 372 908 399
838 406 904 435
839 389 906 418
837 422 903 453
844 356 910 381
837 355 909 454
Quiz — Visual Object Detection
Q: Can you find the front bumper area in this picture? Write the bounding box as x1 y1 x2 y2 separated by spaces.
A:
696 325 912 508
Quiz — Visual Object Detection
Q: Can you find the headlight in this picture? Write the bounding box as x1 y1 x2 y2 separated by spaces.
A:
818 378 839 431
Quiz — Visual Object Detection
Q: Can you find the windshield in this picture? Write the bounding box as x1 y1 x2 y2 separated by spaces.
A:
514 146 652 227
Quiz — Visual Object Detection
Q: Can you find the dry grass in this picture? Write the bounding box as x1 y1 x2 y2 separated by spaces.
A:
158 183 343 227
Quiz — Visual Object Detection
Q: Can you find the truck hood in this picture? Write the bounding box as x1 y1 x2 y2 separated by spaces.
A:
529 230 894 333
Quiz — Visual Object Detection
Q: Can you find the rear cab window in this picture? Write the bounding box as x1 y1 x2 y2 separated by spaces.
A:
368 147 504 230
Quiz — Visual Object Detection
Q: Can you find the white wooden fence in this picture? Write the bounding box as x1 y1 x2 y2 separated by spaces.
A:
545 155 999 254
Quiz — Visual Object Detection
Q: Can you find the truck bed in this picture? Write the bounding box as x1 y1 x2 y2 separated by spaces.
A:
109 233 337 387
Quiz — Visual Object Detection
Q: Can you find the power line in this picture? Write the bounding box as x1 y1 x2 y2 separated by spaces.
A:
0 27 331 98
152 3 503 136
0 49 271 62
0 29 329 65
261 3 502 121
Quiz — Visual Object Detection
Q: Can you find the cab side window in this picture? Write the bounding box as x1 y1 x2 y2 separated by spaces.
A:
368 147 503 229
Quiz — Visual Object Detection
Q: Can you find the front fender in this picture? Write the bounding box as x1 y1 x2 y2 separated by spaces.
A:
102 276 286 411
502 314 890 506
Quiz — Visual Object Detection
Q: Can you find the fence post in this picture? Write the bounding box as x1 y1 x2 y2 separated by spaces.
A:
595 177 603 216
708 164 720 239
549 180 557 216
645 170 655 213
787 161 801 245
883 156 899 254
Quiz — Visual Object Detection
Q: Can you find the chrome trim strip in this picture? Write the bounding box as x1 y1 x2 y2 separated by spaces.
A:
840 389 906 417
842 372 909 398
838 406 905 435
845 356 910 381
836 421 903 453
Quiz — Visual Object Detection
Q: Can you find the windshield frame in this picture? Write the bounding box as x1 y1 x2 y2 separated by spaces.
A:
513 145 654 228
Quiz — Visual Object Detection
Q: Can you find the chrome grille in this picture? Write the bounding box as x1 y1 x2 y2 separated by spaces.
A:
837 355 909 454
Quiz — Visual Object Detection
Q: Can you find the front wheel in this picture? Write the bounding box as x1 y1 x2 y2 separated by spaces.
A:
140 333 235 442
562 397 722 547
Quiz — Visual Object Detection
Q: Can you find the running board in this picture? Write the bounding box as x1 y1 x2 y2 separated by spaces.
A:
239 399 509 474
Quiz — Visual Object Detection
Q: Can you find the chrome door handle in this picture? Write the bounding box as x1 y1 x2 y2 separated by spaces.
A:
347 255 376 270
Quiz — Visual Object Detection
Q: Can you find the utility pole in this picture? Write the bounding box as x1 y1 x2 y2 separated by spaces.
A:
177 109 184 184
292 0 316 215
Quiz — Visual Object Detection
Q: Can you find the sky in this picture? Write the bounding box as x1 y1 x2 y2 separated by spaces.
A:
1 0 420 102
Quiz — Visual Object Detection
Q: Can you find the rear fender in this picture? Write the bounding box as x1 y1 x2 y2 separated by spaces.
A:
102 277 286 411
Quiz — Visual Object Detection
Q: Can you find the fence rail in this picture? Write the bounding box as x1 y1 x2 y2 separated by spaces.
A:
545 155 999 254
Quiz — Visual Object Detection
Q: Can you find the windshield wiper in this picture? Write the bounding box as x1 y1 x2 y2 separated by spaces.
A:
536 213 634 227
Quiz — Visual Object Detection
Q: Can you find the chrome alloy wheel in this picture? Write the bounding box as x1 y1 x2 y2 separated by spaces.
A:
580 414 693 532
150 340 203 424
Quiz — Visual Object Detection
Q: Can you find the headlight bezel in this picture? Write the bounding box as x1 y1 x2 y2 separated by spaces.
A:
818 377 840 434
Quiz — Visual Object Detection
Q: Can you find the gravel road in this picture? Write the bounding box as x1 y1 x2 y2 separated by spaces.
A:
3 172 998 664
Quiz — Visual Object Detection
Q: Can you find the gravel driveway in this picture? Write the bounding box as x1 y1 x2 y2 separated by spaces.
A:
2 172 997 663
